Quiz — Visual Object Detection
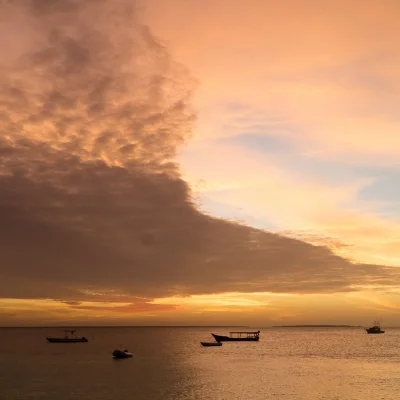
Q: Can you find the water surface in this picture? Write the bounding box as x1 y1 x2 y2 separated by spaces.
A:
0 327 399 399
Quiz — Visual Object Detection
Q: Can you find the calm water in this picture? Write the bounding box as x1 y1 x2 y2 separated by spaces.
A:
0 327 399 400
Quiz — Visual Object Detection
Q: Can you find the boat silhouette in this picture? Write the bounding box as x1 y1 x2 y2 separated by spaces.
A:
200 341 222 346
46 330 88 343
365 321 385 334
112 349 133 358
211 330 260 342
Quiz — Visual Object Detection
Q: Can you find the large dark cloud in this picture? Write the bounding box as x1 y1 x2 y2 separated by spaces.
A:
0 0 399 305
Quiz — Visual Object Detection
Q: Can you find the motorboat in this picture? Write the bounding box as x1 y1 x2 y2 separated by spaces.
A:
46 330 88 343
366 321 385 334
112 349 133 359
200 341 222 347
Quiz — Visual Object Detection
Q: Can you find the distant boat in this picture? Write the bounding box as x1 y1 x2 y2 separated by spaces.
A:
366 321 385 334
201 341 222 347
112 349 133 359
46 330 88 343
212 330 260 342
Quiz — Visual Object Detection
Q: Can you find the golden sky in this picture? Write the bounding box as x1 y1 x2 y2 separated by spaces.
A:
0 0 399 326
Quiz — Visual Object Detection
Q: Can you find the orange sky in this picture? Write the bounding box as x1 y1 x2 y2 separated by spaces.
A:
0 0 399 326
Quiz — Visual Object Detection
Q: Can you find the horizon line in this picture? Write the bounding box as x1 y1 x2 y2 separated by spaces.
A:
1 324 399 329
0 325 252 329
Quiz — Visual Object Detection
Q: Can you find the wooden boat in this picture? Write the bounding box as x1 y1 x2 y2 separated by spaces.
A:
201 341 222 347
212 330 260 342
46 330 88 343
112 349 133 359
366 321 385 334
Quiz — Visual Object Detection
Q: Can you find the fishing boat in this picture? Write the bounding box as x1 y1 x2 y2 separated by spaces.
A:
112 349 133 359
200 341 222 347
211 330 260 342
46 330 88 343
365 321 385 334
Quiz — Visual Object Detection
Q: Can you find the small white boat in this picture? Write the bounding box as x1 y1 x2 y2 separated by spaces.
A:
112 349 133 359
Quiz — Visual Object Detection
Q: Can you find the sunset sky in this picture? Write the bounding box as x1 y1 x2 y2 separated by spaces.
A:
1 0 400 327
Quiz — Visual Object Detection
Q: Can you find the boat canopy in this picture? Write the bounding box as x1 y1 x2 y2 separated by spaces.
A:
228 330 260 338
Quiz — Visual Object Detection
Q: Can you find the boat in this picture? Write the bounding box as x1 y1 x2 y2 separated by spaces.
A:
200 341 222 347
46 330 88 343
211 330 260 342
112 349 133 359
365 321 385 334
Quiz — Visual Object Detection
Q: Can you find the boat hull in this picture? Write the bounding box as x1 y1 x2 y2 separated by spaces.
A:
112 350 133 359
366 329 385 334
201 342 222 347
212 334 259 342
46 337 88 343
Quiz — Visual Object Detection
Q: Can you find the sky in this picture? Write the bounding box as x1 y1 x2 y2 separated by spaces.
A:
0 0 400 327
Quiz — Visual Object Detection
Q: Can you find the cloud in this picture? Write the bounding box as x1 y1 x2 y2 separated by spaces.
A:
0 0 400 312
143 0 400 163
179 126 400 266
68 300 179 314
0 312 16 318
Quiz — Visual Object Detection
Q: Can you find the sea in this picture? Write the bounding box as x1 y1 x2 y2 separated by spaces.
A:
0 326 399 400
